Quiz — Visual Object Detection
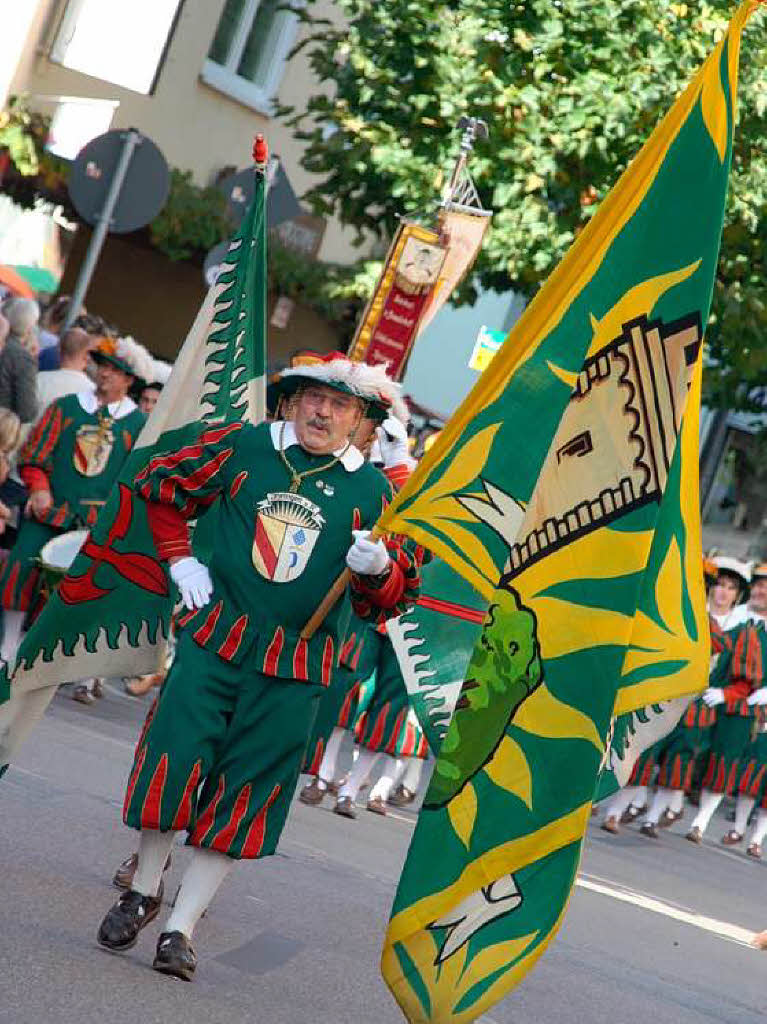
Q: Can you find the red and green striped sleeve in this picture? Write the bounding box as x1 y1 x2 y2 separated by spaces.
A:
135 421 242 560
18 400 67 491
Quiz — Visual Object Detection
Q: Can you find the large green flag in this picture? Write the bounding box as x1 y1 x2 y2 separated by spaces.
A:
376 7 757 1021
0 146 268 774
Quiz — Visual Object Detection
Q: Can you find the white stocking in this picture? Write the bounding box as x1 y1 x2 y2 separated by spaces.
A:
368 755 399 802
337 747 380 801
0 684 58 769
132 829 177 898
690 790 723 834
669 789 685 814
402 756 424 793
165 847 234 939
604 785 641 821
317 727 346 787
748 810 767 848
644 787 672 825
1 610 25 666
734 794 756 836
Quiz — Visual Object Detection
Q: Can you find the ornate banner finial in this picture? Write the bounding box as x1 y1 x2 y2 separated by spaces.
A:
253 134 268 170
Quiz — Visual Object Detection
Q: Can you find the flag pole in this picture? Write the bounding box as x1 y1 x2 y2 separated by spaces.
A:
301 118 490 639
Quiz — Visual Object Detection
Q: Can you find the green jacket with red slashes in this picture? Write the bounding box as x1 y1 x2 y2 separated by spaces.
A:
18 393 145 529
709 619 767 717
137 420 421 685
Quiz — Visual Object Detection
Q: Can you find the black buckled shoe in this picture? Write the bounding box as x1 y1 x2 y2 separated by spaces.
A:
153 931 197 981
97 886 163 951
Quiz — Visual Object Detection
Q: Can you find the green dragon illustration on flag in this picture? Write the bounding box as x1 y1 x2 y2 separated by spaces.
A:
373 6 760 1022
0 139 268 776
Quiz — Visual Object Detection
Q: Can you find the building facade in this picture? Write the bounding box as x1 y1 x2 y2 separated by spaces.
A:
3 0 364 360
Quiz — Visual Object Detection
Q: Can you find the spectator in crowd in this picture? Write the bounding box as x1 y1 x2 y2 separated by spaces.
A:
0 310 9 353
137 381 163 417
37 309 111 372
0 408 21 539
36 327 96 413
0 298 39 423
0 408 21 538
37 296 77 361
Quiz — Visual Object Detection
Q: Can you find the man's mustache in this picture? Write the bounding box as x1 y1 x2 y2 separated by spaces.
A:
306 417 330 432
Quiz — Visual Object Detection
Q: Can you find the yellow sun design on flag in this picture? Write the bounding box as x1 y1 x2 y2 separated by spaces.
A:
438 516 704 852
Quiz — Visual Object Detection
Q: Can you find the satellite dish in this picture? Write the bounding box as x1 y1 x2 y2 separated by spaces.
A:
69 129 170 234
217 160 302 230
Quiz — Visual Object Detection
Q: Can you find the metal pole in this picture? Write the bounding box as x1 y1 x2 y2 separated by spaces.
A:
62 129 142 333
441 116 488 207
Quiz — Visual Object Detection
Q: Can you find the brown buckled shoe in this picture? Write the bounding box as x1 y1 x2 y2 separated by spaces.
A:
600 816 619 835
620 803 645 824
298 778 328 806
112 851 171 891
639 822 659 839
112 853 139 890
388 785 416 807
685 826 703 844
72 684 94 705
747 842 763 859
153 930 197 981
659 809 683 828
334 796 356 819
97 886 163 951
366 796 387 816
722 829 743 846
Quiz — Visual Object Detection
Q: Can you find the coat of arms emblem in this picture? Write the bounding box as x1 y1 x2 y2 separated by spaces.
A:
73 423 114 478
252 491 325 583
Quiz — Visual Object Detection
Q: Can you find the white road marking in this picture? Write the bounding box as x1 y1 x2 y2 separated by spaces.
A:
575 873 757 947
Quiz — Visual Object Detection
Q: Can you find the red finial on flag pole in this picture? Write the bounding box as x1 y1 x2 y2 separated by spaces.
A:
253 134 268 169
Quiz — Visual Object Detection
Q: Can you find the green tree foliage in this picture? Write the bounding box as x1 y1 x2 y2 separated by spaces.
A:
149 168 233 262
285 1 767 408
0 95 50 176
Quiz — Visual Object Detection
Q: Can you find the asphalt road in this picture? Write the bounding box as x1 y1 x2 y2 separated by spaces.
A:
1 683 765 1024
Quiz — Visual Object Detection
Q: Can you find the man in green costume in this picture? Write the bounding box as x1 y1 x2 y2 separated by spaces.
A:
96 353 422 981
0 336 150 699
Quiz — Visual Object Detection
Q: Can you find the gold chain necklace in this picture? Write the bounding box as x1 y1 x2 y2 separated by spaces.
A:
277 421 348 494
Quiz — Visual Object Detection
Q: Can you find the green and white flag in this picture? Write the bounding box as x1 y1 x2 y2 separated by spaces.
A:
374 6 758 1020
0 147 268 775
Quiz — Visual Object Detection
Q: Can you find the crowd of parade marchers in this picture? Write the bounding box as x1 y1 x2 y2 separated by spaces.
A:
598 553 767 864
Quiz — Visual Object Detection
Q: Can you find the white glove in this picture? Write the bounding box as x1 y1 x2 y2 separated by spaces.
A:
346 530 390 576
170 556 213 611
702 687 725 708
376 417 411 468
748 687 767 706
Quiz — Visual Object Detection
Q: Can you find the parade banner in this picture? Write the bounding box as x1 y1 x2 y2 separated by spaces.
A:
374 6 757 1020
0 144 268 774
418 207 491 337
347 222 447 379
387 559 485 755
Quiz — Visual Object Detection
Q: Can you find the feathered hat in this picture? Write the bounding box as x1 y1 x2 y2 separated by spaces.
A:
714 555 751 589
92 336 168 386
271 350 409 424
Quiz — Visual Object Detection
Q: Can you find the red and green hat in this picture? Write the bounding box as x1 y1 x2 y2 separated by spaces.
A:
92 336 166 387
270 350 409 424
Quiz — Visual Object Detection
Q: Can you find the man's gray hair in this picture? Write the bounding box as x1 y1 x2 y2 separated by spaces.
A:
3 297 40 338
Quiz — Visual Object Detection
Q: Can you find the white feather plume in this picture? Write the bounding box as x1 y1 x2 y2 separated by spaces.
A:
278 358 410 423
